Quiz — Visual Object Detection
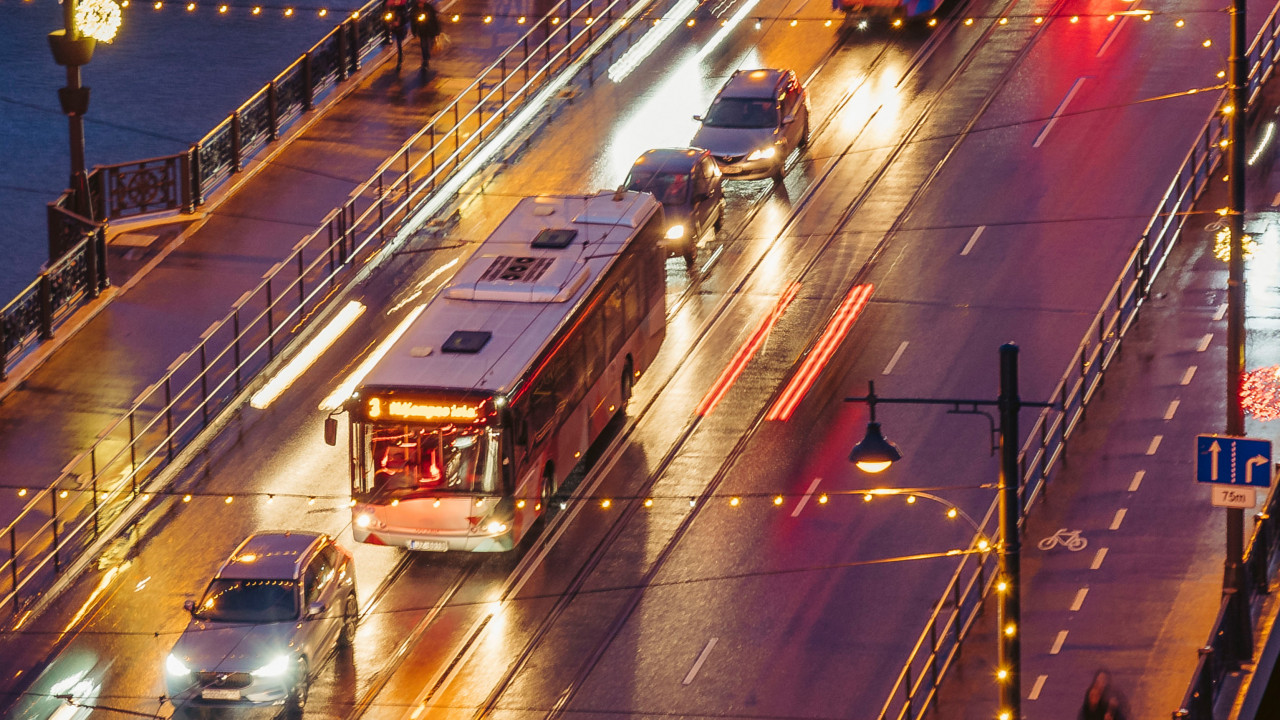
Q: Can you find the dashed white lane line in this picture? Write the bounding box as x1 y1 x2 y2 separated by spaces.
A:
792 477 822 518
1198 333 1214 352
1164 400 1180 420
683 637 719 685
960 226 985 256
1110 508 1127 530
1050 630 1068 655
1091 547 1108 569
1129 470 1145 492
1071 587 1089 611
1033 77 1087 148
882 341 909 375
1029 674 1048 700
1182 366 1197 385
1214 303 1228 322
1146 436 1162 455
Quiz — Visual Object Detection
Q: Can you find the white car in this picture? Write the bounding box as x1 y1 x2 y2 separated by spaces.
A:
165 531 357 717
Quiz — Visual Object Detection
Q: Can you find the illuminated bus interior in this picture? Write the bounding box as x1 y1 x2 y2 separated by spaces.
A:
359 423 504 499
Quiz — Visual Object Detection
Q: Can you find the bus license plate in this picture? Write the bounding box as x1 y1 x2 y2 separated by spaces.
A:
408 539 448 552
201 688 241 701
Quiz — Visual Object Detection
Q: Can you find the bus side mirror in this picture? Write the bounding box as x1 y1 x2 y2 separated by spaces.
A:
324 417 338 446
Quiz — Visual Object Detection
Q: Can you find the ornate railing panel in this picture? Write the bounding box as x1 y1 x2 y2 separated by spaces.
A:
0 0 672 620
101 154 189 219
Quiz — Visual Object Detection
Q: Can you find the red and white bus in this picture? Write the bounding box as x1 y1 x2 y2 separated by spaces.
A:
326 191 667 551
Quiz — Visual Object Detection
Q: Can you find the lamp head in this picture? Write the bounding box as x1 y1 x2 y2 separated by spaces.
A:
849 421 902 473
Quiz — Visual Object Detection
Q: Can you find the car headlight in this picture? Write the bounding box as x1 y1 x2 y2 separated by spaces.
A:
165 654 190 677
747 146 777 161
665 224 686 240
485 520 508 534
252 655 291 678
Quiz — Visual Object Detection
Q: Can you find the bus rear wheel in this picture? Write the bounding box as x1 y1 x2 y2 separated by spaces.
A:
620 362 634 407
541 466 556 512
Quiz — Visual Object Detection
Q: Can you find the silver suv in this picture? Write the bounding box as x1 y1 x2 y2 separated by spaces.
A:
165 531 357 716
691 68 810 181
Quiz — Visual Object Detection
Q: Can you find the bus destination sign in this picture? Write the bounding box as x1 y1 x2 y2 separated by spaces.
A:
365 396 485 423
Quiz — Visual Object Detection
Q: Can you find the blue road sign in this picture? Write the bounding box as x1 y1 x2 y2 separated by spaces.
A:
1197 435 1273 487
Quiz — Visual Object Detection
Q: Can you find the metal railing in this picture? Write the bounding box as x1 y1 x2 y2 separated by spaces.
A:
0 0 668 620
16 1 387 383
875 12 1250 720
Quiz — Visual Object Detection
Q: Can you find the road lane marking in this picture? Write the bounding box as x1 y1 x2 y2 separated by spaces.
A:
1198 333 1213 352
1164 400 1179 420
960 226 985 255
792 477 823 517
1110 508 1127 530
1146 436 1162 455
1273 191 1280 207
683 637 719 685
1096 12 1130 57
1071 587 1088 611
1129 470 1145 492
1029 674 1048 700
1050 630 1068 654
883 341 909 375
1033 77 1087 148
1091 547 1108 569
1214 303 1228 321
1182 366 1197 385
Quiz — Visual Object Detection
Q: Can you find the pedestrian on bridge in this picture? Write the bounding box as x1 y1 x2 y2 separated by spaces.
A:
382 0 410 70
1079 669 1129 720
409 0 441 73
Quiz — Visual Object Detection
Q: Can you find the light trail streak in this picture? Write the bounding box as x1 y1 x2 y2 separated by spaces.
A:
608 0 699 82
250 301 365 409
696 282 801 417
320 303 429 412
766 283 873 421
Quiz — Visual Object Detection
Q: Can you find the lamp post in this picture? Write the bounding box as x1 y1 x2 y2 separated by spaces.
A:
846 343 1053 720
47 0 121 255
1225 0 1248 600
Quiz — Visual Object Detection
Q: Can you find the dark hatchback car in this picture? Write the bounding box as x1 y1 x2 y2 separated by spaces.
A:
165 531 357 717
625 147 725 266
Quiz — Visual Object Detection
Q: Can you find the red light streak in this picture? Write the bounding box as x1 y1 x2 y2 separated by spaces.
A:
696 283 801 417
766 283 873 422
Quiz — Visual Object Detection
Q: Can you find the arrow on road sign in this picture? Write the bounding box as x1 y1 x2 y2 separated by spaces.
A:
1210 441 1221 481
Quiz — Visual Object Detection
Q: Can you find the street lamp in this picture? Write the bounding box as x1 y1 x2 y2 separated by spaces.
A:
48 0 121 232
846 343 1053 720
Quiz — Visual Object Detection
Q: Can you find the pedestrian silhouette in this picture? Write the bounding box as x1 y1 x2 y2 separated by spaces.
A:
382 0 410 71
408 0 441 73
1079 669 1130 720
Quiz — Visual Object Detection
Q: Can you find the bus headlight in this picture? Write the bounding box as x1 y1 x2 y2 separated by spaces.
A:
747 146 777 161
485 520 508 534
166 654 190 677
665 224 686 240
355 513 380 529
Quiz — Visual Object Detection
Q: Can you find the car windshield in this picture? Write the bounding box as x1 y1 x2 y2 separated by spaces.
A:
702 98 777 129
626 169 690 204
194 579 298 623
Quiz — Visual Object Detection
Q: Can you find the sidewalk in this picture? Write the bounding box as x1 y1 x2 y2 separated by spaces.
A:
929 119 1280 719
0 19 518 515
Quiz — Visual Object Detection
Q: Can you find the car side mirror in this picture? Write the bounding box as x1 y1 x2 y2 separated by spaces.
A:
183 600 196 614
783 113 796 124
693 114 704 122
307 601 326 617
324 417 338 446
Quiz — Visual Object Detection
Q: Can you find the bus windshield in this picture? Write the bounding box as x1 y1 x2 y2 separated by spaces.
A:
364 424 501 495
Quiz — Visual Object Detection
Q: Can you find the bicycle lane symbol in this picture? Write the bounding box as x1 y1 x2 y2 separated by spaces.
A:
1037 528 1088 551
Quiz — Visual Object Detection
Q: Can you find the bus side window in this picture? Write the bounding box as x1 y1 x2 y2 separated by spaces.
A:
603 287 624 357
620 274 641 336
584 309 605 388
558 331 586 408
